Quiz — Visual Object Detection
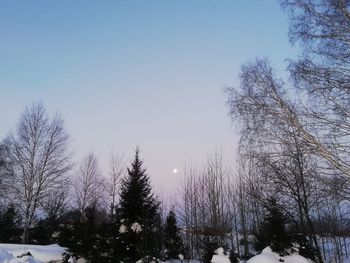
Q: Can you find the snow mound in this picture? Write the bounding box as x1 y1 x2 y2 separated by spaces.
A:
0 243 67 262
211 247 230 263
248 247 312 263
119 224 127 233
0 249 15 262
131 222 142 233
0 248 42 263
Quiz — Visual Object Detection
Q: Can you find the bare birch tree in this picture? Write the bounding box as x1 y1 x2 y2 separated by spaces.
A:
4 103 72 243
41 187 69 221
179 150 232 257
102 153 125 217
75 153 102 219
0 143 9 199
282 0 350 176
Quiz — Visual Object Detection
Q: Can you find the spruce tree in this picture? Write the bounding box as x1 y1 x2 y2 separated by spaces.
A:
164 209 184 259
202 238 219 263
0 203 21 243
58 206 111 263
254 198 291 254
116 148 162 262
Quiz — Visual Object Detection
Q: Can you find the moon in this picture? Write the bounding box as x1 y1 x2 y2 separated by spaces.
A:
172 168 178 174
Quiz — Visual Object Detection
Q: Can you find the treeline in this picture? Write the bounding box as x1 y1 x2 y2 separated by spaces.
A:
0 102 243 263
0 106 185 262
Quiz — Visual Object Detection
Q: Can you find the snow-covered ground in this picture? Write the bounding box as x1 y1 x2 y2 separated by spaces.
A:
2 243 350 263
0 244 315 263
211 247 230 263
247 247 312 263
0 249 40 263
0 243 67 263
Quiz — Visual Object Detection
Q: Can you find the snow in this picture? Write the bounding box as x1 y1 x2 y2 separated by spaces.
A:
248 247 313 263
119 222 142 233
0 243 67 263
0 243 316 263
119 224 127 233
214 247 225 256
211 247 230 263
0 248 42 263
131 222 142 233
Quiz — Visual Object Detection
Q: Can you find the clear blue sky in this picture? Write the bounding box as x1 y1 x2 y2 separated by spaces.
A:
0 0 297 195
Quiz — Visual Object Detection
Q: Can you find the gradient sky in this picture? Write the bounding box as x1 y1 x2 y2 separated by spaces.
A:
0 1 298 196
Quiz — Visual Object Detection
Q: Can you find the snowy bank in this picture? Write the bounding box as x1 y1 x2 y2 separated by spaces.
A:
211 247 230 263
0 243 67 263
0 248 42 263
248 247 312 263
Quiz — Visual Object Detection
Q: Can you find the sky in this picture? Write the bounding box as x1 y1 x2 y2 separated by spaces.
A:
0 0 298 196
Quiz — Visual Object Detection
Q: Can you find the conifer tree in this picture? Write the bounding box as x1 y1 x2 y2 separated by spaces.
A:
58 205 111 263
164 209 184 259
0 203 21 242
116 147 162 261
254 198 291 254
202 238 219 263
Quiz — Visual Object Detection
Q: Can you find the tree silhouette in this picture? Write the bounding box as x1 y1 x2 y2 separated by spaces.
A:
164 209 184 259
116 147 162 261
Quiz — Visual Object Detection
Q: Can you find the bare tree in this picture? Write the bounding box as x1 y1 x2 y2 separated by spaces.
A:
0 143 9 200
282 0 350 175
202 150 231 245
178 164 199 258
178 150 233 258
74 153 102 219
227 58 350 177
41 186 69 221
4 103 72 243
102 153 125 217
